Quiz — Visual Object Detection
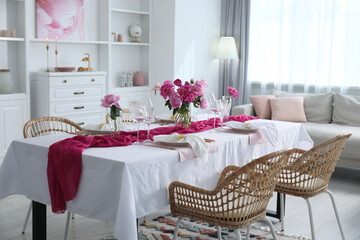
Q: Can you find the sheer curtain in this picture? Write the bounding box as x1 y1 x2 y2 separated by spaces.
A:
247 0 360 99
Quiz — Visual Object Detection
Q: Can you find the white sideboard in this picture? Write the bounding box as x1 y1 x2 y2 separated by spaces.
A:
30 72 106 127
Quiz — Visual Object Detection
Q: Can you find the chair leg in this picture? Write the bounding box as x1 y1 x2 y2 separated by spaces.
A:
280 193 285 231
304 198 316 240
217 226 222 240
173 217 185 240
22 202 32 234
245 225 251 240
235 229 242 240
325 190 346 240
71 212 75 219
262 217 278 240
64 211 71 240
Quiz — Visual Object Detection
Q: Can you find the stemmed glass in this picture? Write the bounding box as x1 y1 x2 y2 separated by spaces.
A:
207 100 219 132
217 99 229 131
143 105 155 143
130 107 147 145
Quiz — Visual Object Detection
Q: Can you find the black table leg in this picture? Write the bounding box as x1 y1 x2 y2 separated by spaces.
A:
32 201 46 240
266 192 285 220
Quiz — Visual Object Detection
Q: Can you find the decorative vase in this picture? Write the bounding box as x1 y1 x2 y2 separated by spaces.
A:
0 69 13 94
109 106 121 137
133 71 144 86
174 108 191 128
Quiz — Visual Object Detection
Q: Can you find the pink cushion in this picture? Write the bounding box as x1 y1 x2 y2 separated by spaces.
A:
250 95 276 119
270 97 307 122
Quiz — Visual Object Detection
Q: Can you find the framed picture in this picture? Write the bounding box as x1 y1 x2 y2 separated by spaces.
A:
36 0 85 40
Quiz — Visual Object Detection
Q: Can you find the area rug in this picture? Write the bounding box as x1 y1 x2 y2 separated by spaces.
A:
136 213 310 240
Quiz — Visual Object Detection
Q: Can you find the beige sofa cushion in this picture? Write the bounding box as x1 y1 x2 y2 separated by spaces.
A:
250 95 275 119
332 94 360 127
273 90 334 123
302 122 360 160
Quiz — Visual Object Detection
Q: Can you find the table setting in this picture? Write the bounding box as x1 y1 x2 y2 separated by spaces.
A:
0 79 314 240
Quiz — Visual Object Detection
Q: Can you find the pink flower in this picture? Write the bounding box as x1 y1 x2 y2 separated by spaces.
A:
152 82 161 95
228 86 239 98
192 81 206 97
169 92 183 109
101 94 121 108
160 81 175 99
184 81 191 86
199 78 208 88
178 85 191 101
174 79 182 87
200 96 208 109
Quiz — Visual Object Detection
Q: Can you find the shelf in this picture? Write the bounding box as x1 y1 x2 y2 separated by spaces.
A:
30 39 109 45
112 86 150 93
111 42 149 46
30 71 107 77
0 93 27 101
111 9 150 15
0 37 25 42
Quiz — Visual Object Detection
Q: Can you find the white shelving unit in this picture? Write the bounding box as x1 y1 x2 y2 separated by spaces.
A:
0 0 152 162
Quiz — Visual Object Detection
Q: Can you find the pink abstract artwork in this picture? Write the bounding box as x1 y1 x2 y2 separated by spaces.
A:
36 0 85 40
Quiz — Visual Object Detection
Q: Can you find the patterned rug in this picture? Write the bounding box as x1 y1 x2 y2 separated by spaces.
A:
136 213 310 240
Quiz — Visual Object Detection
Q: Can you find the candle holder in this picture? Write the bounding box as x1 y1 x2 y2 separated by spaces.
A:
46 45 50 72
55 50 59 72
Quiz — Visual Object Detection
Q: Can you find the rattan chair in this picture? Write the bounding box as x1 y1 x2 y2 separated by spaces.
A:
22 116 82 240
105 109 133 124
169 149 292 240
276 133 351 240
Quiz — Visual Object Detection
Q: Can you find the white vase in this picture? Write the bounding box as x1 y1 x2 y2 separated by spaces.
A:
0 69 13 94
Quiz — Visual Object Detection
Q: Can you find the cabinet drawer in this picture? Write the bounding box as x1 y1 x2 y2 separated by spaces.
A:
67 114 105 127
50 87 103 101
49 75 105 87
50 101 102 115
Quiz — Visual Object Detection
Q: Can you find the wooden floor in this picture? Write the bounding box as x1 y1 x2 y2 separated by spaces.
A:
0 166 359 240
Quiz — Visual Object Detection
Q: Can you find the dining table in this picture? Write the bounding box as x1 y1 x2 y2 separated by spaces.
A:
0 118 313 240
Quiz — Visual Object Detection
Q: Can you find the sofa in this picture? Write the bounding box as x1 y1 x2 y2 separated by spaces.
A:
232 91 360 168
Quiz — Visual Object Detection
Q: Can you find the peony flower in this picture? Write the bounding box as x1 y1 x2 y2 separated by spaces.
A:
100 94 121 108
152 82 161 95
184 81 191 86
160 81 175 99
192 81 206 97
200 96 208 109
178 85 191 101
169 92 183 109
174 79 182 87
228 86 239 98
199 78 208 88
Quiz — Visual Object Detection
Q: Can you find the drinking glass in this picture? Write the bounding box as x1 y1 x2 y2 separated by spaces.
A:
207 100 219 132
217 99 229 130
221 96 232 122
143 105 155 143
130 107 147 145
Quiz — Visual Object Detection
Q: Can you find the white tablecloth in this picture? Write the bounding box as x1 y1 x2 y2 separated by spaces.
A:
0 119 313 240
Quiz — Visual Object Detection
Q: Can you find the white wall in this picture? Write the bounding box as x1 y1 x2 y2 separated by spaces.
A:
150 0 221 114
0 0 8 69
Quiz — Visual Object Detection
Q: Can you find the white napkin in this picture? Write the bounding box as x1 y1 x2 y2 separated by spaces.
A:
225 121 258 130
153 133 209 161
245 119 279 146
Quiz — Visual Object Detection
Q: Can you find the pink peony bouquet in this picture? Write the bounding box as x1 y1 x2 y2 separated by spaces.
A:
228 86 239 98
100 94 122 136
157 78 208 127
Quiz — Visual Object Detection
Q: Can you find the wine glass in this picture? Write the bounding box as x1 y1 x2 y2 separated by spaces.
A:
217 99 229 130
143 105 155 143
130 107 147 145
207 100 219 132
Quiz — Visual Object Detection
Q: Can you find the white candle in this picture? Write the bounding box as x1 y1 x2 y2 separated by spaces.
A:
55 37 58 51
46 37 49 47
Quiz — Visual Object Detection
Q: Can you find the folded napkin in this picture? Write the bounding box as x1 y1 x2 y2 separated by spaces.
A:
225 121 258 131
224 121 267 145
245 119 279 146
83 123 112 131
153 133 209 161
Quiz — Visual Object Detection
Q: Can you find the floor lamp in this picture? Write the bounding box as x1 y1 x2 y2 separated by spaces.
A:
216 37 239 92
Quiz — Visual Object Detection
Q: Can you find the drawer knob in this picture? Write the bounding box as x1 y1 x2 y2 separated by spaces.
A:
91 79 95 82
77 122 85 125
63 80 67 83
74 106 85 110
74 92 85 95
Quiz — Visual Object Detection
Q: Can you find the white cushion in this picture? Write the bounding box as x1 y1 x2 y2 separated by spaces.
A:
332 94 360 127
273 90 334 123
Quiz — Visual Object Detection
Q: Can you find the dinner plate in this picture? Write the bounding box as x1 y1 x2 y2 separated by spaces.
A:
227 126 258 133
155 114 174 123
82 128 112 135
155 140 189 147
225 121 259 133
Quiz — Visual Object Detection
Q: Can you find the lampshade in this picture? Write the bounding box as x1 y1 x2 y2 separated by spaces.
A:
216 37 239 59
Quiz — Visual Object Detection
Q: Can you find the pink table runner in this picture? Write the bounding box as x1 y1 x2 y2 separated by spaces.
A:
47 115 258 213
